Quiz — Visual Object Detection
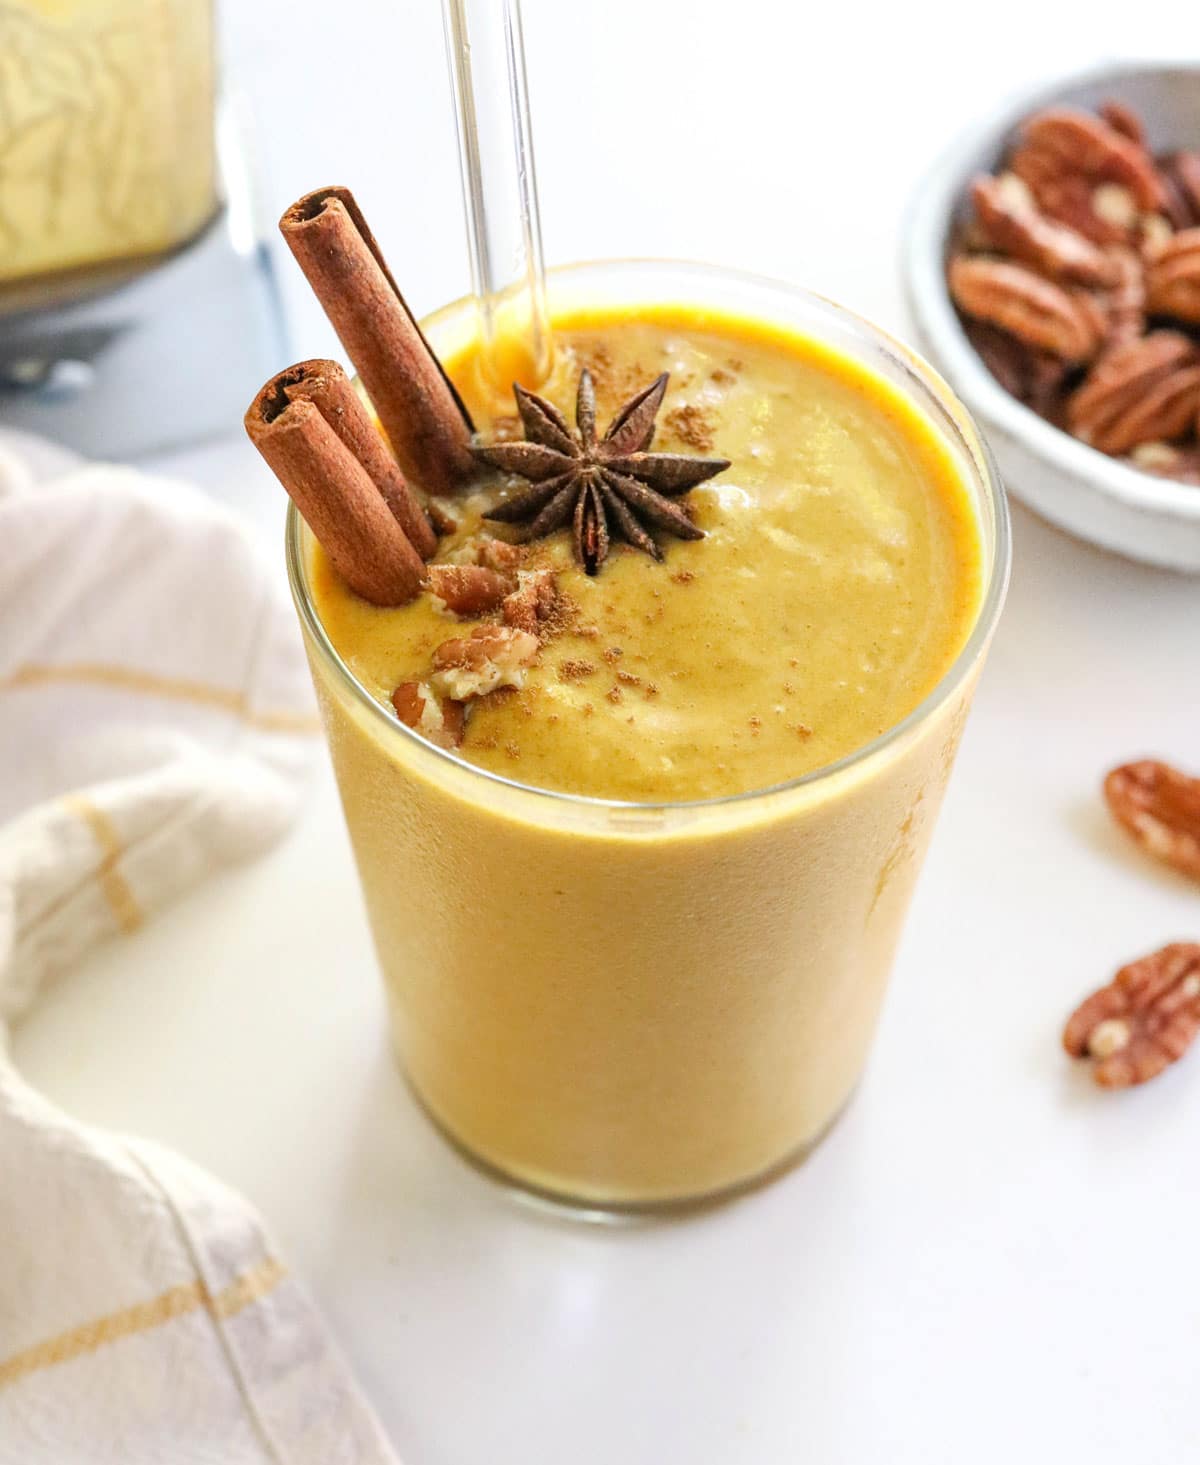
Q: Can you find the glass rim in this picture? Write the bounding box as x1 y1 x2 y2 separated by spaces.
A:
286 256 1012 817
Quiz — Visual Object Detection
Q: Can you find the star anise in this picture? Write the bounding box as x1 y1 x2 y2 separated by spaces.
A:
472 370 730 574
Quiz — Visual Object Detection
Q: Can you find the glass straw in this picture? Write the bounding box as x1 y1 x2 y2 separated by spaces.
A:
440 0 553 391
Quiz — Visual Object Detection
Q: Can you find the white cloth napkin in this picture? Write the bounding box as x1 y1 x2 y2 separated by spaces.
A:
0 433 398 1464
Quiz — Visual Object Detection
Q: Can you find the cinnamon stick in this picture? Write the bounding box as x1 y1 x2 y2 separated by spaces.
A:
245 378 425 606
280 187 476 498
265 359 437 559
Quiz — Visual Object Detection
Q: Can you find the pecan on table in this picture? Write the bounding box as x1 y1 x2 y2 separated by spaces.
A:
1146 227 1200 323
1104 759 1200 883
1064 944 1200 1089
1066 331 1200 454
948 256 1104 363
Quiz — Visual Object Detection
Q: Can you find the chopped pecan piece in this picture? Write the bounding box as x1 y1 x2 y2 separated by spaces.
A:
431 624 539 700
1145 227 1200 323
426 563 513 617
949 256 1103 362
1064 944 1200 1088
501 568 560 636
1066 331 1200 453
391 681 467 749
969 174 1115 285
426 498 460 536
1104 759 1200 883
475 536 526 572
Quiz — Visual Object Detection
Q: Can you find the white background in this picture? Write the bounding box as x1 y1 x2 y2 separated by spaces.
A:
14 4 1200 1462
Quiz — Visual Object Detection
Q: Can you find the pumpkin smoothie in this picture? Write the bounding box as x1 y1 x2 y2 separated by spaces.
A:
281 267 1003 1207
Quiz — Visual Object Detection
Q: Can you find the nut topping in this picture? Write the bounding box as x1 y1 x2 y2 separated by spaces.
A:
1064 944 1200 1088
502 568 561 636
431 624 539 700
426 563 514 617
1104 759 1200 883
391 681 467 749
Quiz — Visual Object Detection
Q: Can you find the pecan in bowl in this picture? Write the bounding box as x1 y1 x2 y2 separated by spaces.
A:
942 95 1200 491
905 64 1200 570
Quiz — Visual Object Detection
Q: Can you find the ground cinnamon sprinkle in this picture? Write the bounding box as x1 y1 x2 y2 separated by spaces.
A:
670 569 695 585
645 682 659 697
606 685 623 704
710 366 736 385
664 403 716 452
749 716 762 733
603 647 623 664
794 723 813 738
504 742 521 759
559 659 597 681
573 341 646 407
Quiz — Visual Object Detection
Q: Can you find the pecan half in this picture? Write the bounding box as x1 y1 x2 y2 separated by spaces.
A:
1019 107 1167 213
969 174 1115 285
1011 162 1133 246
1146 227 1200 323
431 624 539 700
1064 944 1200 1088
1066 331 1200 453
426 563 514 617
391 681 467 749
949 257 1103 362
1104 759 1200 883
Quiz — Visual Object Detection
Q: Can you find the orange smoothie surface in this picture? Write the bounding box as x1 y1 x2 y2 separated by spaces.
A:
309 302 984 802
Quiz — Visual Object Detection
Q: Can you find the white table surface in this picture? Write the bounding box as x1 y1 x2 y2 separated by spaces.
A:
12 4 1200 1461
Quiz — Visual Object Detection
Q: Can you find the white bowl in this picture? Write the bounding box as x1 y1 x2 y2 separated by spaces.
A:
903 61 1200 573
